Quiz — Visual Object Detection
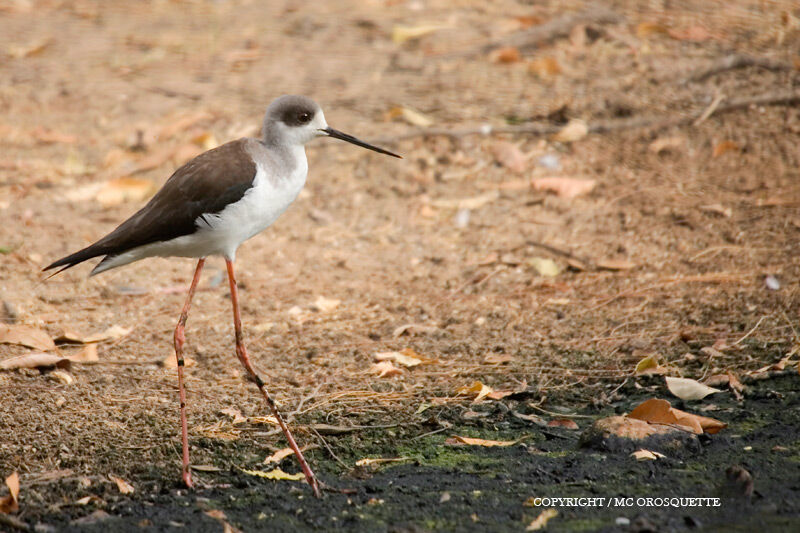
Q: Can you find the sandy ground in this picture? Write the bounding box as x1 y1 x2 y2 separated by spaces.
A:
1 0 799 530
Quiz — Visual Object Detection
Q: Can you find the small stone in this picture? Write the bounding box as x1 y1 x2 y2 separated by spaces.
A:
765 275 780 290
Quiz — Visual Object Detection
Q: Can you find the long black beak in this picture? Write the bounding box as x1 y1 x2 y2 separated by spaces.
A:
321 127 401 158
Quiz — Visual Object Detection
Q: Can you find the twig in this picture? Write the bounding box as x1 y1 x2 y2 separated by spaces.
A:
732 316 767 347
310 427 349 469
524 240 594 269
372 89 800 144
447 6 623 59
686 54 792 83
693 93 724 126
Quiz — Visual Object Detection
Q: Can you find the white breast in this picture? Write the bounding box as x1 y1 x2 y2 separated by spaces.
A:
195 149 308 259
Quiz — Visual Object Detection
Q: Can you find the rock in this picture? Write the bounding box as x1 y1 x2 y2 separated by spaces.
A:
579 415 700 454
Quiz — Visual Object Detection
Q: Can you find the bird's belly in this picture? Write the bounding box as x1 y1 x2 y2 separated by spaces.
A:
196 164 307 258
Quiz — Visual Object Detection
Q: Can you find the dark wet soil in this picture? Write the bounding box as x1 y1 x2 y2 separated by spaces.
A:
21 371 799 533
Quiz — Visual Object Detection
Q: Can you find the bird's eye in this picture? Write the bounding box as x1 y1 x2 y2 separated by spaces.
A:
298 112 311 123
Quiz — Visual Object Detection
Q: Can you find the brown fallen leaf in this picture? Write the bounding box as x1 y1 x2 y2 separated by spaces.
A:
56 325 132 345
456 381 494 403
445 435 516 447
109 475 134 495
551 119 588 143
7 38 53 58
489 46 521 64
0 471 19 514
528 56 561 77
392 324 439 337
531 177 596 199
264 447 295 464
374 348 424 367
547 418 579 430
490 141 527 173
628 398 727 434
220 408 247 425
712 140 740 158
527 508 558 531
370 360 402 378
631 449 666 461
0 352 70 371
96 177 156 207
483 353 512 364
636 21 669 39
596 259 636 271
0 324 56 351
68 344 99 364
161 354 196 369
668 25 715 42
649 136 684 154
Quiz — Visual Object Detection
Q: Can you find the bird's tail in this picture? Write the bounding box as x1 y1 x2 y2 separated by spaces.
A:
42 243 107 277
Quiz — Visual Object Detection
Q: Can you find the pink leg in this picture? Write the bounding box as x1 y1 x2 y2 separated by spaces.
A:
173 258 205 488
225 259 321 498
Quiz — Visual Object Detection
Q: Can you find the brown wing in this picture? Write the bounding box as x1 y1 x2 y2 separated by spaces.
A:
44 138 258 272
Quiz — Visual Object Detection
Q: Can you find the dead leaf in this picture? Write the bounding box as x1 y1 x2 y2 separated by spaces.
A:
547 418 579 430
57 325 132 344
248 415 278 426
528 257 560 277
31 127 77 145
392 24 447 44
68 344 99 364
649 136 684 154
0 352 70 371
392 324 439 337
668 25 714 42
636 21 669 39
712 140 740 158
551 119 588 143
0 324 56 351
489 46 521 64
456 381 494 403
374 348 423 367
386 106 434 127
310 296 340 313
49 369 73 385
526 508 558 530
490 141 527 173
161 354 196 368
665 376 721 401
628 398 727 434
699 204 732 218
204 510 227 520
370 360 403 378
445 435 516 447
635 354 666 375
7 38 53 58
431 191 498 209
220 408 247 425
264 448 295 464
483 353 512 364
354 457 410 467
0 472 19 514
109 475 134 494
631 449 666 461
528 57 561 77
96 178 156 207
531 177 596 199
239 467 304 481
596 259 636 271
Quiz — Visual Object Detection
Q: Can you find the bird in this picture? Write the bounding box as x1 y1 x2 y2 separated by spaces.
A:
43 95 401 497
